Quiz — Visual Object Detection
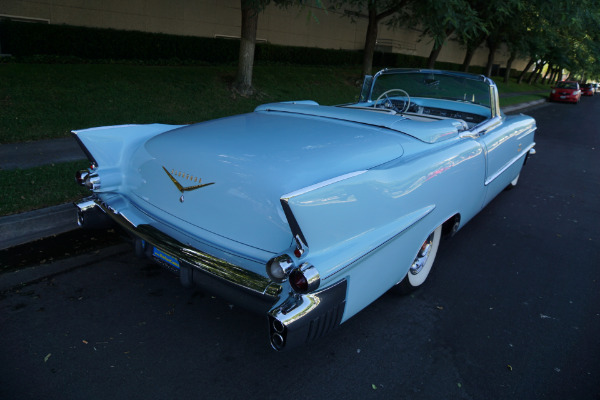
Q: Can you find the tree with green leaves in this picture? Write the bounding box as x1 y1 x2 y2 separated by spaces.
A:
506 0 600 84
405 0 484 69
455 0 522 75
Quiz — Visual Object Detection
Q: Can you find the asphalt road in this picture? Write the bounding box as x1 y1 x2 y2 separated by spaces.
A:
1 96 599 400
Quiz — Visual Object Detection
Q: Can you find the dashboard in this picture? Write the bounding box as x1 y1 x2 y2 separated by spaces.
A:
392 100 487 125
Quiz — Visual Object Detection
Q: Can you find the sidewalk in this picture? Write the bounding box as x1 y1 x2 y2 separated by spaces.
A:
0 98 548 250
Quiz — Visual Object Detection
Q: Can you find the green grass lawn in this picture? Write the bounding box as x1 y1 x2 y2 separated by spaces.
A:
0 63 550 216
0 160 90 216
0 64 360 143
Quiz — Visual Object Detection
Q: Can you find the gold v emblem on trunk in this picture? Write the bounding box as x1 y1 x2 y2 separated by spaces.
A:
162 166 215 194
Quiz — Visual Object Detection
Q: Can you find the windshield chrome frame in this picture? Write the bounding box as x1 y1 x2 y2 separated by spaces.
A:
363 68 496 110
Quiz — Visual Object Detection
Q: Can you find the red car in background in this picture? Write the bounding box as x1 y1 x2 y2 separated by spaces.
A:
549 81 581 103
581 83 595 96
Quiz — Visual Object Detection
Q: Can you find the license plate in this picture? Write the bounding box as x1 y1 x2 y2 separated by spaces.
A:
152 247 180 269
560 96 566 99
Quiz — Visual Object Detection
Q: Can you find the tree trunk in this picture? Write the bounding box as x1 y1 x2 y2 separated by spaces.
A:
554 67 563 83
362 4 379 78
541 63 552 84
484 37 498 78
548 67 556 84
517 58 535 84
526 62 541 84
235 1 259 96
360 0 406 78
504 51 516 84
461 46 477 72
461 37 485 72
532 62 545 84
426 44 443 69
427 29 453 69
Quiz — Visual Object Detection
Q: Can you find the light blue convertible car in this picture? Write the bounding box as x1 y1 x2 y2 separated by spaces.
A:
74 69 536 351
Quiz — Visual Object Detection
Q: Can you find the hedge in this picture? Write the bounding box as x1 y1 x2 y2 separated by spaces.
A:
0 19 489 74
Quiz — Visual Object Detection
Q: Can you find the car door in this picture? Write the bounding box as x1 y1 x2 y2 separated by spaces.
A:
474 115 536 206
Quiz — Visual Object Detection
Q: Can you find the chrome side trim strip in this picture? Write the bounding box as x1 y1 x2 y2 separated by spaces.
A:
517 126 536 140
484 142 536 186
281 170 367 200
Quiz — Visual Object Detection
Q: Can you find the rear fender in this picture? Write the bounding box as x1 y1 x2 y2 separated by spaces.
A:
72 124 185 168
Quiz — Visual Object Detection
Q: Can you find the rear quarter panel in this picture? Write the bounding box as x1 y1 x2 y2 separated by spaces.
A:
286 137 487 320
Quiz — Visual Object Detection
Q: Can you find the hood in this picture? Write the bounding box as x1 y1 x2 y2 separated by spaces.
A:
127 110 406 253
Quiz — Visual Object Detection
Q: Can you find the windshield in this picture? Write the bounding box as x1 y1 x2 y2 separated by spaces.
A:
556 81 578 89
370 71 492 107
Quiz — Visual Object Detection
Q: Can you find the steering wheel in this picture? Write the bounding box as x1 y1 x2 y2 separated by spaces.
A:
375 89 411 113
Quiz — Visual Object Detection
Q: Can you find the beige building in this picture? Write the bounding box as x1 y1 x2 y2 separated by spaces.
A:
0 0 527 71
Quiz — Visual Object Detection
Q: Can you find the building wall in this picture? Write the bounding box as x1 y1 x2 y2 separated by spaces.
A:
0 0 527 71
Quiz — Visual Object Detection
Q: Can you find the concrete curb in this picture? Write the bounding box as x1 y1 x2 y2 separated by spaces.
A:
0 242 131 292
0 203 79 250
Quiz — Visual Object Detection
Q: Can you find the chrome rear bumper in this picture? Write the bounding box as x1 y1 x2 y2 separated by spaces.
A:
75 197 282 313
75 196 347 350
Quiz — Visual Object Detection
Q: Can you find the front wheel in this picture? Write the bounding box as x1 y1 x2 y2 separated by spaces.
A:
396 225 442 294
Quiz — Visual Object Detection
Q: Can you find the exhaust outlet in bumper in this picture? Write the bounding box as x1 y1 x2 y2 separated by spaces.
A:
268 279 347 351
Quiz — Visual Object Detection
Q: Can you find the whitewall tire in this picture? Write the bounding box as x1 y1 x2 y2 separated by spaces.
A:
396 225 442 294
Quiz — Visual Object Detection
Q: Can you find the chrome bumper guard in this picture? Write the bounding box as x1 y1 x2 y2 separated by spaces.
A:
75 197 282 314
268 279 347 351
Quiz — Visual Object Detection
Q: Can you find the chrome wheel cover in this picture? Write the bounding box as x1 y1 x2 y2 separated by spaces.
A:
406 225 442 287
410 233 434 275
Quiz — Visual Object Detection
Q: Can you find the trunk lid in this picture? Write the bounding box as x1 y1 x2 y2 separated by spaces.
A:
127 110 406 253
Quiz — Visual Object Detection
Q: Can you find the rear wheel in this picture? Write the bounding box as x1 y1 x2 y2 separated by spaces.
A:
396 225 442 294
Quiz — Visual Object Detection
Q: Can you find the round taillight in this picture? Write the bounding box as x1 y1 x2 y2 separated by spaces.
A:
75 170 90 186
266 255 294 282
289 263 320 293
289 269 308 292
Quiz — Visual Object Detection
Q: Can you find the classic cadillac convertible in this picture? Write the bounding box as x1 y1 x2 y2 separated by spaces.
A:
74 69 536 350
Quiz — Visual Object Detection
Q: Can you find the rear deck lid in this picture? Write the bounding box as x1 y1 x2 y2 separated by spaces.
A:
127 110 406 253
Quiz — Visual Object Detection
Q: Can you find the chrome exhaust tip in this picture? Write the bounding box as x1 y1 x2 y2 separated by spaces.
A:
271 333 285 351
272 318 285 334
269 316 287 351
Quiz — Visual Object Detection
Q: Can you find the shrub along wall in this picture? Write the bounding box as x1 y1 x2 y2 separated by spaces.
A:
0 19 487 74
